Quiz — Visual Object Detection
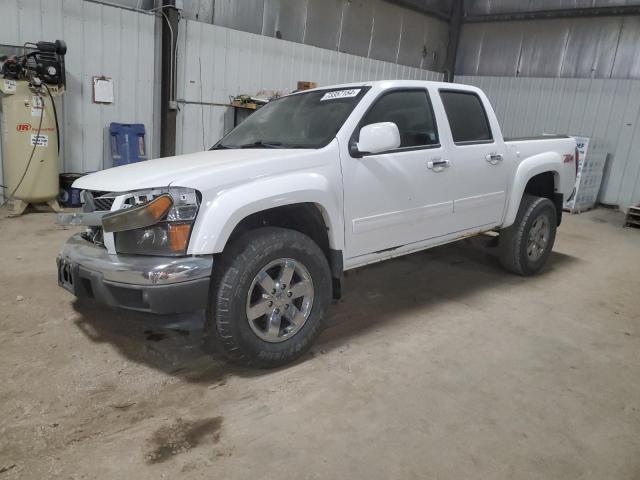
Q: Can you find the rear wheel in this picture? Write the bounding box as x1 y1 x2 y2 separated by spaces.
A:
499 194 557 276
206 227 331 368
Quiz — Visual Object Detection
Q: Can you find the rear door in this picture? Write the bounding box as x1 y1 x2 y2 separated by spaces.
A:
437 89 509 229
341 88 454 259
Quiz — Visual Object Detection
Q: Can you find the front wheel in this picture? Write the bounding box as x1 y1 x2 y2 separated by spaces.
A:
206 227 331 368
498 194 557 276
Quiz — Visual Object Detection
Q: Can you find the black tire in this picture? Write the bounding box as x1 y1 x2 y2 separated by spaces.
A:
206 227 331 368
498 194 557 276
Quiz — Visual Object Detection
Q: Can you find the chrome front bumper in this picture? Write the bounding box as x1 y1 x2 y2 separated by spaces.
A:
57 233 213 314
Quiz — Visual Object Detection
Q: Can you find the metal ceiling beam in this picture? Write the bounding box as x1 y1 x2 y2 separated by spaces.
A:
384 0 452 22
464 5 640 22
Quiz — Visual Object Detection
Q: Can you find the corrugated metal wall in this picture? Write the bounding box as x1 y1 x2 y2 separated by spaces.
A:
458 75 640 209
175 19 444 155
0 0 157 178
182 0 450 72
464 0 640 15
456 16 640 79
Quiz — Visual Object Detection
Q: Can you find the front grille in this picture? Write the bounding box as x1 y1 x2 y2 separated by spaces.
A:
94 197 115 211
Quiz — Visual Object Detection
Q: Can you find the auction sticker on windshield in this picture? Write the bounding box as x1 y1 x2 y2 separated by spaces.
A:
320 89 360 101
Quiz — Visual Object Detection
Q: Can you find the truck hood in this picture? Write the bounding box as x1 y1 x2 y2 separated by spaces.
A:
73 149 315 192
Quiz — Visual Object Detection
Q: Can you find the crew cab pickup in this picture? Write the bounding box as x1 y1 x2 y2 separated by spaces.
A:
57 80 577 367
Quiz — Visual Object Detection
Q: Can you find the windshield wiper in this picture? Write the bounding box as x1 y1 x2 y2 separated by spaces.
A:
212 141 309 150
235 140 284 149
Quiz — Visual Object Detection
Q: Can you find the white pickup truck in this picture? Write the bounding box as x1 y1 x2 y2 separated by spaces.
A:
57 80 577 367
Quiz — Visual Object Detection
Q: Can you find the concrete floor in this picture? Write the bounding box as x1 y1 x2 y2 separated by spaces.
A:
1 207 639 479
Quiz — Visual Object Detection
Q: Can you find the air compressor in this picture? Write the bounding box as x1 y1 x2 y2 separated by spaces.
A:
0 40 66 216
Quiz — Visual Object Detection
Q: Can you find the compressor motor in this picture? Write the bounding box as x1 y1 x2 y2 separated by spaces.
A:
1 39 67 86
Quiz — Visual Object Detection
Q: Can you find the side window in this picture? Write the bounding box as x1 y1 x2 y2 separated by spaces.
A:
440 90 493 144
361 90 439 148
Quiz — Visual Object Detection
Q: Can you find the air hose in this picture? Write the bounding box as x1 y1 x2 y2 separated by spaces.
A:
42 83 60 156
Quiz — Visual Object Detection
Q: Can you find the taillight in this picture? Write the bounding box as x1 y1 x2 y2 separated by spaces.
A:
574 147 579 176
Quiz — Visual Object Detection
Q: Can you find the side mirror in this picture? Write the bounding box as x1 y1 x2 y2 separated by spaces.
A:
352 122 401 157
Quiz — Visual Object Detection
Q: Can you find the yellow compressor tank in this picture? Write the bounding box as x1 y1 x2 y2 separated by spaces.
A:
0 79 64 215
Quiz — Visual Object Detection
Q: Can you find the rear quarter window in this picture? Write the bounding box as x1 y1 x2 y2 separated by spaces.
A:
440 90 493 144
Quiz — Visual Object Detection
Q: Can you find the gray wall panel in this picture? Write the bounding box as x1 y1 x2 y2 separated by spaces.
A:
457 15 640 79
303 0 343 50
396 12 448 70
397 9 427 68
369 0 403 63
182 0 214 23
423 16 449 71
214 0 265 34
464 0 640 15
458 75 640 209
398 0 452 15
455 22 483 76
561 17 621 78
611 16 640 79
339 0 374 57
476 22 522 76
517 20 568 77
464 0 491 15
262 0 307 42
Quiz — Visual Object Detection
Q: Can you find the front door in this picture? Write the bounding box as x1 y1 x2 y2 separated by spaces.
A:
341 89 454 259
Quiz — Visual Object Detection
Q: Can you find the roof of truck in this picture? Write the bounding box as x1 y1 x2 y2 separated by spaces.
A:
298 79 477 93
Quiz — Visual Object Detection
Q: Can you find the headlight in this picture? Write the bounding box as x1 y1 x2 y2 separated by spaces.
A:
102 194 173 233
103 187 200 256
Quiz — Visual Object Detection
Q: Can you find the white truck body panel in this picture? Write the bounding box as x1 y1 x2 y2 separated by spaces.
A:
502 139 576 227
73 80 577 268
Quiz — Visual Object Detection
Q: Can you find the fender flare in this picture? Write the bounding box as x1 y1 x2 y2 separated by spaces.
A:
503 151 562 228
188 172 343 254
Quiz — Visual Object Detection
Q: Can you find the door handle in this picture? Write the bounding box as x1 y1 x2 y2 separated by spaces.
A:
427 159 450 171
486 153 503 165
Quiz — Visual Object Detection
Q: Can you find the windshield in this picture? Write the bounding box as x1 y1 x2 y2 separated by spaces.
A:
213 87 369 149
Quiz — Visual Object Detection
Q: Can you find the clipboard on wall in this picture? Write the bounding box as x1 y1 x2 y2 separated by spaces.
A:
92 76 114 104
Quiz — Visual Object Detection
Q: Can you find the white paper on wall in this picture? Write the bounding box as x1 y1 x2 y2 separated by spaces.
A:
93 76 114 104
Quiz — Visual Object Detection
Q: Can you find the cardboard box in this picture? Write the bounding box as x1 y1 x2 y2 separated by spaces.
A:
297 81 317 91
231 101 258 110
